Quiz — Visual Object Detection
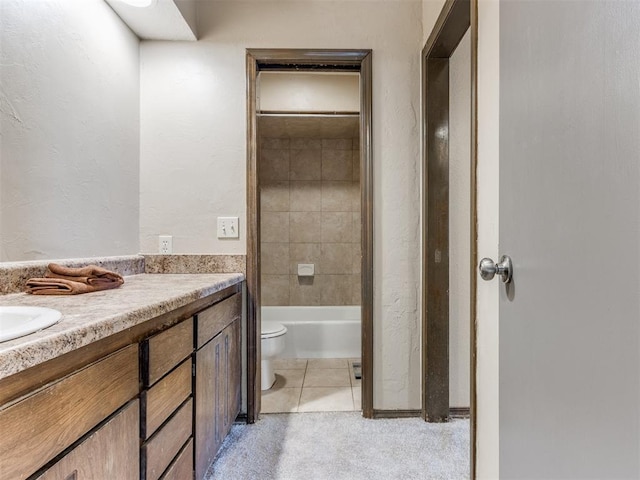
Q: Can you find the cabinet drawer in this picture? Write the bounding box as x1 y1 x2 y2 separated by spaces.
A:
37 400 140 480
0 345 138 480
160 438 194 480
196 293 241 348
142 398 193 480
142 358 192 439
142 317 193 386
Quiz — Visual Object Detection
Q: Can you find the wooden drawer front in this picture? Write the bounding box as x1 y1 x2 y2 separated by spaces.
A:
143 317 193 386
142 358 192 439
196 293 241 348
0 345 138 480
142 398 193 480
160 438 194 480
37 400 140 480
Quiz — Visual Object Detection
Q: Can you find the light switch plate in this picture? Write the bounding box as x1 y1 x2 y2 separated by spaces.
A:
217 217 239 239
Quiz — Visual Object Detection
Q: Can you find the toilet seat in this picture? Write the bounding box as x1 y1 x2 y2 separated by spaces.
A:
261 321 287 339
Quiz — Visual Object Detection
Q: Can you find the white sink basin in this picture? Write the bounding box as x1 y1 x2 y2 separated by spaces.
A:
0 307 62 343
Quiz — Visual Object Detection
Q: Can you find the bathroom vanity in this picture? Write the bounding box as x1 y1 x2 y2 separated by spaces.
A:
0 273 244 480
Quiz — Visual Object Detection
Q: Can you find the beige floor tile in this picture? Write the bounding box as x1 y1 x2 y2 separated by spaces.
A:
298 387 355 412
272 358 308 370
273 370 305 388
303 368 351 387
307 358 349 369
352 385 362 410
261 387 301 414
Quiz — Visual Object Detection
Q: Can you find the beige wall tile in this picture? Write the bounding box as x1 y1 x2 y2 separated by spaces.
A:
321 181 352 212
321 243 353 274
261 212 289 243
320 274 354 305
352 149 360 181
291 138 321 150
322 149 353 181
290 211 321 243
261 181 290 212
261 274 290 305
321 212 353 243
350 181 361 212
261 243 289 274
261 138 290 150
290 181 322 211
353 212 362 244
260 148 289 181
291 149 321 181
289 275 322 306
322 138 352 150
352 136 360 150
351 273 362 305
290 243 322 274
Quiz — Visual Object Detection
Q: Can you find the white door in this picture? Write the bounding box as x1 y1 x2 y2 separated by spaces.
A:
497 1 640 478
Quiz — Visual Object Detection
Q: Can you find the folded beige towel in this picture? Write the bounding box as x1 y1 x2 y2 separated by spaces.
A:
26 264 124 295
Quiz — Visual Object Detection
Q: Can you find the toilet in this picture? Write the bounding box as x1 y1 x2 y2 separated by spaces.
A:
261 321 288 391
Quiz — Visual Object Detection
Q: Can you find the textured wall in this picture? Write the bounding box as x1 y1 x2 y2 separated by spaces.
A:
260 136 361 307
0 0 140 261
140 0 423 409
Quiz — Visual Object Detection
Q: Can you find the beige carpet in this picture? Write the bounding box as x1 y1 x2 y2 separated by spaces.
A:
206 412 470 480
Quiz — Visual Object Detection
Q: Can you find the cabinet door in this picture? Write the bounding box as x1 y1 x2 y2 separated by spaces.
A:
195 332 225 480
37 400 139 480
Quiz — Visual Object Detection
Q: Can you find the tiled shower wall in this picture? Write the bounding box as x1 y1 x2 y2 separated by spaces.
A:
260 137 361 306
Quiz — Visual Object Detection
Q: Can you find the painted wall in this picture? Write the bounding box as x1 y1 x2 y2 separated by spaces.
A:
449 30 471 409
259 72 360 112
0 0 140 261
476 0 500 476
140 0 423 409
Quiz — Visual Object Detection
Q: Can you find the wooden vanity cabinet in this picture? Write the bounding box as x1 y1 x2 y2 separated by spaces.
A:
36 400 140 480
0 345 139 480
194 293 242 479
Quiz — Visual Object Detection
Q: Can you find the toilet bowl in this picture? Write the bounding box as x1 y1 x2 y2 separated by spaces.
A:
261 321 287 391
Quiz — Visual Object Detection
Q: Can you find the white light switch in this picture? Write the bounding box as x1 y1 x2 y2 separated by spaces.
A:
217 217 239 239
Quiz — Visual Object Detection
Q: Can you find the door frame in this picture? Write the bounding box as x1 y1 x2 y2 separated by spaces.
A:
245 49 374 421
421 0 478 475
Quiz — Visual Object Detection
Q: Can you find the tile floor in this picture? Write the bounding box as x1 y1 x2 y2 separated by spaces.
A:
261 358 361 413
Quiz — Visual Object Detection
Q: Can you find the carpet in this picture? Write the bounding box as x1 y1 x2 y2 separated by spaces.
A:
206 412 470 480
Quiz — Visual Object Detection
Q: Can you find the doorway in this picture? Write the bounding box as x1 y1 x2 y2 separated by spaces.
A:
421 0 477 476
246 49 373 422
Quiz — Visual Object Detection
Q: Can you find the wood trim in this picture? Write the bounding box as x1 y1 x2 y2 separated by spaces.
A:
373 409 421 419
245 50 260 424
450 407 471 418
469 0 479 477
421 0 477 475
246 48 374 420
0 284 240 407
359 51 374 419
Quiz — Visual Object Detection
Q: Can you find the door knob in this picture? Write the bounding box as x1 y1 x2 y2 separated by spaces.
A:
479 255 513 283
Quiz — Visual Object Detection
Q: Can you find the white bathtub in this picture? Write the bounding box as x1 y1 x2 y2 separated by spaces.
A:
261 306 361 358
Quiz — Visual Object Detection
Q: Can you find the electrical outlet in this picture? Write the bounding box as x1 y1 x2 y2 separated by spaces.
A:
217 217 239 239
159 235 172 254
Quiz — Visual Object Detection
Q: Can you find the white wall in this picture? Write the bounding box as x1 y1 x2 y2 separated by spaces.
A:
449 30 471 409
140 0 423 409
259 72 360 112
0 0 140 261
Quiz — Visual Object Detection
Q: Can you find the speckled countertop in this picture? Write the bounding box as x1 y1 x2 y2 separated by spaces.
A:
0 273 244 380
